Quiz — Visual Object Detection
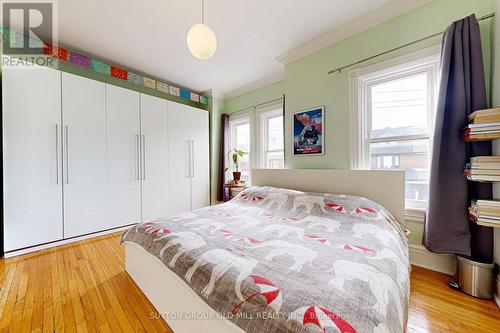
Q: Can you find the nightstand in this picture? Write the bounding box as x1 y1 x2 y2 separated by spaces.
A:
223 184 247 201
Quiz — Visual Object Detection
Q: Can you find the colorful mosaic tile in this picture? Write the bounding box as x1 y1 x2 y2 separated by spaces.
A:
190 92 200 102
70 52 91 68
91 59 110 75
15 32 24 48
43 43 68 61
128 72 142 85
156 81 169 93
200 95 209 104
180 89 190 100
28 36 44 50
110 66 128 80
169 86 180 96
143 77 156 89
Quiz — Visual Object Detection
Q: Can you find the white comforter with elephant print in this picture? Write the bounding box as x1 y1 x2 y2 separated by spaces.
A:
121 186 410 333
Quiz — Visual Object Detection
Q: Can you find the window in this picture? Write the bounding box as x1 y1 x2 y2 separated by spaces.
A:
350 48 440 212
229 102 284 183
230 117 251 181
260 108 284 169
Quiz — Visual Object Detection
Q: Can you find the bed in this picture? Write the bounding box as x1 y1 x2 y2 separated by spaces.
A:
122 169 408 333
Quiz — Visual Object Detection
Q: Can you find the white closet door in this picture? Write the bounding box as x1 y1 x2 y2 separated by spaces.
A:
188 107 210 210
2 66 63 251
62 73 107 237
106 84 141 227
140 94 169 220
167 101 192 214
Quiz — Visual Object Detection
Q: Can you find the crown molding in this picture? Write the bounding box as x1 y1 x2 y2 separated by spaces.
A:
224 71 284 100
202 89 226 100
276 0 432 65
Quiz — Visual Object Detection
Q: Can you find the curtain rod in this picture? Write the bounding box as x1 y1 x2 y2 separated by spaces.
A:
230 97 284 116
327 12 495 75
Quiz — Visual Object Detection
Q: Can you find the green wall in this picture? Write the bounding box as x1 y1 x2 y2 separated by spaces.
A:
224 80 285 114
215 0 496 245
285 0 493 170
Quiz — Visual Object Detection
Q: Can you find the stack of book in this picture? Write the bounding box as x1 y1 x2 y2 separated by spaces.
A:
464 108 500 141
469 199 500 228
464 156 500 182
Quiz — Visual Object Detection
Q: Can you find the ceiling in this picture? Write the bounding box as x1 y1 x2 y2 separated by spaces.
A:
58 0 394 96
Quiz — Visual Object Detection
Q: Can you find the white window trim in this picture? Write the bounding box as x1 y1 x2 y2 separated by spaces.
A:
348 46 440 221
229 112 252 181
229 101 284 183
256 105 284 169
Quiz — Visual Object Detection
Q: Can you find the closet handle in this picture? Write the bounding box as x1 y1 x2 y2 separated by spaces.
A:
65 125 69 184
136 134 140 180
186 140 192 178
190 140 195 178
55 124 59 184
141 134 146 180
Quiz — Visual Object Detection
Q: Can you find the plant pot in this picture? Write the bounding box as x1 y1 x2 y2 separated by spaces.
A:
233 172 241 181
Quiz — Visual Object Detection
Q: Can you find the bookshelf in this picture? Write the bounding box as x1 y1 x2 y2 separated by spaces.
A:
465 108 500 228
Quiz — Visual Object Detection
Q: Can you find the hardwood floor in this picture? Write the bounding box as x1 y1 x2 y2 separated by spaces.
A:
0 233 498 333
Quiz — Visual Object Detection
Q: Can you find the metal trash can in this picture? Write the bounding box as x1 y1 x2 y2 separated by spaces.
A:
455 256 495 299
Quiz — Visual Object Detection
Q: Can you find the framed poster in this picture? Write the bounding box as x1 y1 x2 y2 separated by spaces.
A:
292 106 324 156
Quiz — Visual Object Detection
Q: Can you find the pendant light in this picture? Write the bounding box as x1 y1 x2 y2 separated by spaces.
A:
187 0 217 60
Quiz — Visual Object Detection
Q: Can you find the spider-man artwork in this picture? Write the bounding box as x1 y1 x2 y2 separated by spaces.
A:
293 107 324 155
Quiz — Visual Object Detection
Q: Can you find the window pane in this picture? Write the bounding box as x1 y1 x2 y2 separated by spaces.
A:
267 116 283 150
235 123 250 153
239 154 251 181
370 73 428 139
265 151 284 169
370 139 430 202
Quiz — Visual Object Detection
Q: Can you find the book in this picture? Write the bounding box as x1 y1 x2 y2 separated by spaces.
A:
464 128 500 135
472 206 500 215
477 215 500 221
476 199 500 207
469 163 500 169
471 115 500 124
465 169 500 176
469 107 500 118
468 122 500 128
473 220 500 228
470 156 500 163
464 132 500 141
467 174 500 182
468 126 500 133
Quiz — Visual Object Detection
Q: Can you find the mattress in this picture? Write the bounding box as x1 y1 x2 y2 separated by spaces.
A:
121 186 410 333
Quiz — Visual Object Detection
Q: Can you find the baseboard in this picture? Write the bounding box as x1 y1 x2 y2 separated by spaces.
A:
409 244 456 275
3 224 134 258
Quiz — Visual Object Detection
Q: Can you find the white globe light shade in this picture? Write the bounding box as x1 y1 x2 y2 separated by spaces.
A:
186 23 217 60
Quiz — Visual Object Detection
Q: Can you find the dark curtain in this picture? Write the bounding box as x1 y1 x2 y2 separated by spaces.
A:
217 114 230 202
282 94 286 166
424 14 493 263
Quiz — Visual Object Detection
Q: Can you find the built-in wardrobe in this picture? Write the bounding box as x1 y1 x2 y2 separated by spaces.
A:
2 66 210 254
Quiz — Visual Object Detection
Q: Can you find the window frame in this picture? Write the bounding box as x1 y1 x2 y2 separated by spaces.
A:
229 113 252 182
228 101 284 184
349 46 440 218
257 106 284 169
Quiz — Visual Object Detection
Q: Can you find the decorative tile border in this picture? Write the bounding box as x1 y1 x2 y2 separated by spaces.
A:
1 27 208 105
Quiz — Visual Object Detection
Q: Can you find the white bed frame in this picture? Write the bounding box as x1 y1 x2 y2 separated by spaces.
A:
125 169 405 332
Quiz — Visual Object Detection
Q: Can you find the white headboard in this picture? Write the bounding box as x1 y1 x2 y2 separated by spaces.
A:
252 169 405 224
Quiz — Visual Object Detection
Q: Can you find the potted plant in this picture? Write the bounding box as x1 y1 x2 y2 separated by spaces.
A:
226 148 246 181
